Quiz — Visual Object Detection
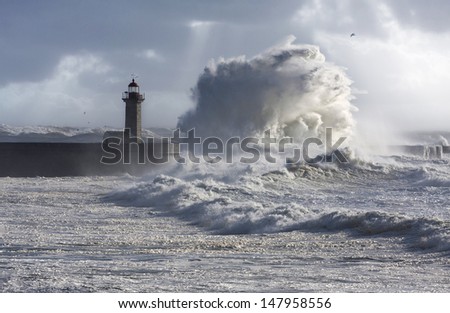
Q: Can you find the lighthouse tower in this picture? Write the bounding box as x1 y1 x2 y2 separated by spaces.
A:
122 79 145 141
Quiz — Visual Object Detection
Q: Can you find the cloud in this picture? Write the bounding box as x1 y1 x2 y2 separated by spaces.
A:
386 0 450 33
291 0 385 39
139 49 164 62
0 53 121 127
291 0 450 131
1 0 450 132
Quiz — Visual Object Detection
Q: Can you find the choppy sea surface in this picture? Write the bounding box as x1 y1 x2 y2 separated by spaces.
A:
0 126 449 292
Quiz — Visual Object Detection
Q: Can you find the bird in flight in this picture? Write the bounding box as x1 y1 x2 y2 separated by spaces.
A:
350 33 356 37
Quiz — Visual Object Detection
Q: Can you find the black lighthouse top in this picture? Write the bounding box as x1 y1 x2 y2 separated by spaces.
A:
128 79 139 93
122 79 145 101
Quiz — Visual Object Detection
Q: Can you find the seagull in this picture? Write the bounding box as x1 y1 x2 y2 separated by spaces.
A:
350 33 356 37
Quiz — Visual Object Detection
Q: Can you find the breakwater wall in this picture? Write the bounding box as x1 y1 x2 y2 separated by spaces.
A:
390 145 450 159
1 142 448 177
0 140 175 177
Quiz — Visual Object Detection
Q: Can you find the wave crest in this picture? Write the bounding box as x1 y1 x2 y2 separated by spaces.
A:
178 36 356 142
105 172 450 252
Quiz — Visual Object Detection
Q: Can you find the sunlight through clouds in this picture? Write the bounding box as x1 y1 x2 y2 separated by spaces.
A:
1 1 449 131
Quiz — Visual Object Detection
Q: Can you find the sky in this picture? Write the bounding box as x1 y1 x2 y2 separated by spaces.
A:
1 0 450 132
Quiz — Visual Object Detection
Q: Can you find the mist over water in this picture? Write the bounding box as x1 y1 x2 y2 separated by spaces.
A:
178 35 356 143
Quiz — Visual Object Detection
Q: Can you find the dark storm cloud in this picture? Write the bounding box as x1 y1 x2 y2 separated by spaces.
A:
1 0 450 130
0 0 305 126
0 0 301 85
0 1 179 84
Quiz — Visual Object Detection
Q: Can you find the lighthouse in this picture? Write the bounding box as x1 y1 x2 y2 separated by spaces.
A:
122 79 145 141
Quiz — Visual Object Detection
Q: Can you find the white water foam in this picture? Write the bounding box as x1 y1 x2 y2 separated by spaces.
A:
178 35 356 143
105 155 450 252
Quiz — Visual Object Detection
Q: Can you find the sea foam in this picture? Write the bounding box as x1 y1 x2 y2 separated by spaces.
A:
178 35 356 143
105 157 450 252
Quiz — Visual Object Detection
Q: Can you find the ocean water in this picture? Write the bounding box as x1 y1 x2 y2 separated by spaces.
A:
2 40 449 293
0 127 449 292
